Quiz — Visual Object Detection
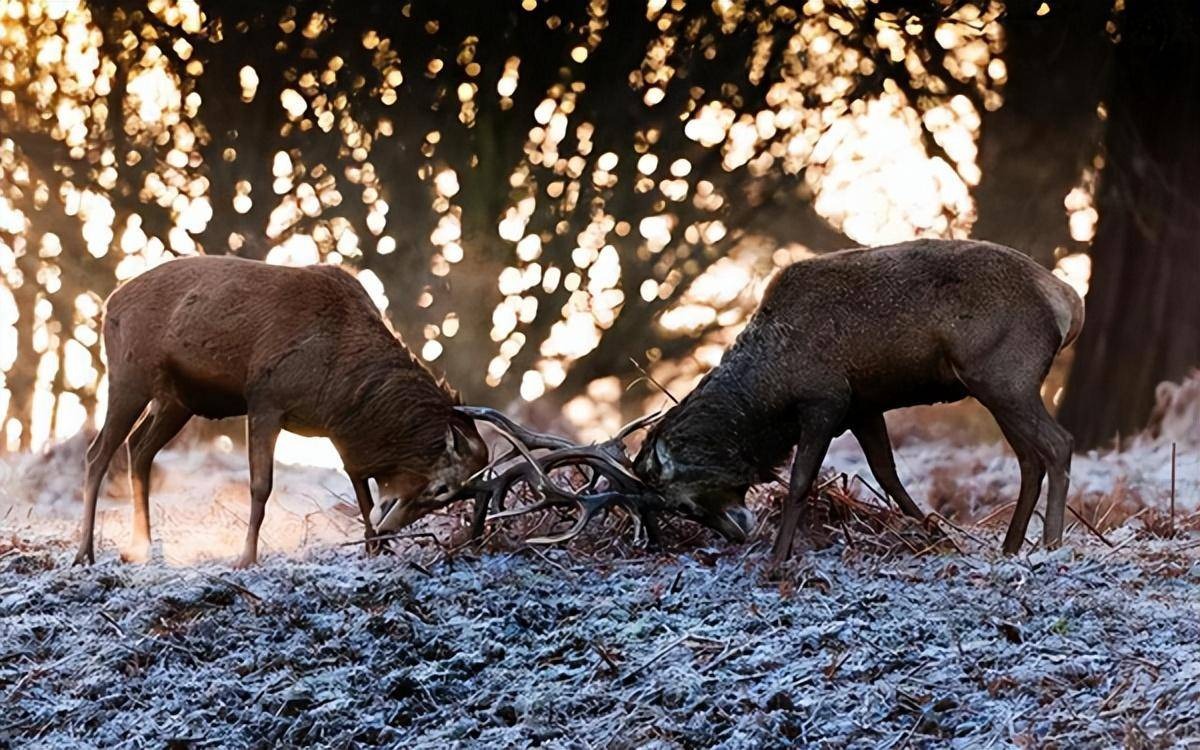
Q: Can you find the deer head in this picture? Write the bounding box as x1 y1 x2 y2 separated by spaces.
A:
371 410 489 532
632 419 759 542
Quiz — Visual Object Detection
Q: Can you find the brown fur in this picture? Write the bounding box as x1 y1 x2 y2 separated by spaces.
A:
74 255 487 567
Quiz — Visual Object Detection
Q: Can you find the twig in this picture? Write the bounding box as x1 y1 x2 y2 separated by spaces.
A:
928 511 983 545
892 713 922 749
99 610 125 637
1100 533 1139 561
1170 442 1176 538
1174 537 1200 552
627 357 678 404
974 502 1018 527
337 530 442 548
592 642 621 672
3 670 39 705
407 559 433 577
849 474 892 510
198 571 264 602
1066 504 1115 548
700 628 781 674
1094 487 1123 532
875 517 921 555
448 526 499 554
523 544 573 575
623 634 691 682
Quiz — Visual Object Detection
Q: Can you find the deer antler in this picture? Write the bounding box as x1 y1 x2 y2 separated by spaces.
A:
453 406 576 451
453 406 663 544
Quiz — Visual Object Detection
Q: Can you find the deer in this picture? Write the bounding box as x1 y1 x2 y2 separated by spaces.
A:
441 240 1084 566
632 239 1084 564
74 254 488 568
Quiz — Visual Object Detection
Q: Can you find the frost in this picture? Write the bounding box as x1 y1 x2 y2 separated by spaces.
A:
0 427 1197 747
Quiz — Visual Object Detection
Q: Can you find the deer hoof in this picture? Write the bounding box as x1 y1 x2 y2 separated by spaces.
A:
72 549 94 566
231 554 257 570
120 544 151 564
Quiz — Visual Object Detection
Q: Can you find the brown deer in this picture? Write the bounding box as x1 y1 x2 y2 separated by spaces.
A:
74 255 488 567
627 239 1084 564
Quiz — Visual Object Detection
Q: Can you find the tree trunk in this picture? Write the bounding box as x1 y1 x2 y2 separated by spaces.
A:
971 0 1112 265
1058 0 1200 448
7 245 41 452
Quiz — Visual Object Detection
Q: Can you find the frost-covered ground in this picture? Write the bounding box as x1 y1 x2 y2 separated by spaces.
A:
1 418 1198 748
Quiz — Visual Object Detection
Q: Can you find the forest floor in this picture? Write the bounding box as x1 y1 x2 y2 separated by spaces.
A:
1 417 1198 748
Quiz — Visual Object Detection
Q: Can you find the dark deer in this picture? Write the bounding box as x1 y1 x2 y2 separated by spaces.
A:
74 255 488 567
631 239 1085 564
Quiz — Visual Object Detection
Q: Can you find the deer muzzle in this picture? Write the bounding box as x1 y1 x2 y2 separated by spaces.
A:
371 479 462 532
371 497 417 532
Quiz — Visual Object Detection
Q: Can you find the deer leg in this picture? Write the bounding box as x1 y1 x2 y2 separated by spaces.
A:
973 384 1070 553
349 474 385 555
124 412 154 557
234 411 280 568
851 413 924 520
641 510 663 549
469 491 489 540
125 400 191 563
994 424 1045 555
75 389 150 566
1033 414 1072 550
771 407 843 567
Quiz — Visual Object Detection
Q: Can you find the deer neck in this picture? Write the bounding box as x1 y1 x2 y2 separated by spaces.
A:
663 365 800 484
328 364 451 478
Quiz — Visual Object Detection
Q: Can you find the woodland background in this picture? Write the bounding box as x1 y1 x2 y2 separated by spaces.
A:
0 0 1196 454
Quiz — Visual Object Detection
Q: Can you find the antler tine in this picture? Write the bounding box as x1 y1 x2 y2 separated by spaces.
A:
587 410 662 472
481 446 608 525
451 405 572 519
526 491 629 544
454 405 574 451
467 414 583 502
485 487 573 522
548 445 648 489
463 444 613 511
484 418 644 490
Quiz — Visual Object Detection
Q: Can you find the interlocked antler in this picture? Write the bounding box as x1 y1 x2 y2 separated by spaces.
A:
453 406 663 544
